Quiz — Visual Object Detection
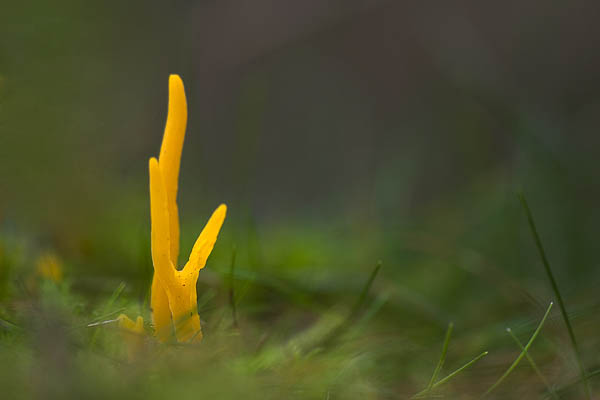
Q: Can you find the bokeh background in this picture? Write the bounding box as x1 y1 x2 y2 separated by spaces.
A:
1 1 600 398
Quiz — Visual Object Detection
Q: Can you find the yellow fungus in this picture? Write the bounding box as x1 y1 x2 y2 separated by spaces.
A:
36 252 63 283
117 314 145 334
149 75 227 343
117 314 145 360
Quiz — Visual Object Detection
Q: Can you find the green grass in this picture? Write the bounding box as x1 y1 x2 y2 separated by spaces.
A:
0 193 598 400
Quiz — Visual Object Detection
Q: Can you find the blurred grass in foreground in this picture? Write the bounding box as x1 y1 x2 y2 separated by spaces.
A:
1 184 599 399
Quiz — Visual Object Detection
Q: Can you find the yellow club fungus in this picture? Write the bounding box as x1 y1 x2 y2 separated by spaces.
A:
112 74 225 347
149 74 227 343
117 314 145 334
117 314 145 360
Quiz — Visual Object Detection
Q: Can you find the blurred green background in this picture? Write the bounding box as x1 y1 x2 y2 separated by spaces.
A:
1 1 600 398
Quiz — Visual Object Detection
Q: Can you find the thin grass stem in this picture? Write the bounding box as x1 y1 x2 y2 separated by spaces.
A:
352 260 382 318
84 308 127 328
427 322 454 390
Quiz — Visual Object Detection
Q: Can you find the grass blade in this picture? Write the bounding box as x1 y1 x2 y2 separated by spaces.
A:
519 193 591 399
412 351 489 398
507 327 558 399
427 322 454 390
484 302 553 396
105 281 127 310
352 260 382 318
